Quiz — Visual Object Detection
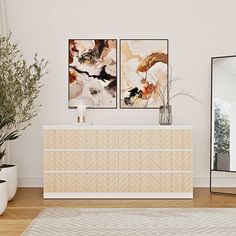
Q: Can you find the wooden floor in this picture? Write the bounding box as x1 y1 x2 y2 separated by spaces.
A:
1 188 236 236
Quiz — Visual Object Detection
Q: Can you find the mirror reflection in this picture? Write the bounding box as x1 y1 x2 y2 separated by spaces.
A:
212 56 236 171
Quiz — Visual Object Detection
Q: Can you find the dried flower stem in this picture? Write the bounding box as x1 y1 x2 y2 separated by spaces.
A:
157 66 202 107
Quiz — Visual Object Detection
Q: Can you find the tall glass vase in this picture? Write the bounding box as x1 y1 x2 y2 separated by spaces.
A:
159 105 172 125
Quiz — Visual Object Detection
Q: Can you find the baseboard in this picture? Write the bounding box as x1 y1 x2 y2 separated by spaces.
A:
194 176 236 187
193 177 209 187
18 176 236 188
18 177 43 187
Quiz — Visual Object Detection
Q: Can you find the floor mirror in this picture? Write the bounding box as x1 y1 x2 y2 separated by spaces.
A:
210 55 236 194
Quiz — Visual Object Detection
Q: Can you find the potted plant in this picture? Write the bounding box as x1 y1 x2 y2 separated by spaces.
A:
0 180 7 215
0 34 48 200
0 116 19 206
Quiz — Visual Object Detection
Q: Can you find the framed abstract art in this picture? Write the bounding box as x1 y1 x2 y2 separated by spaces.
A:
120 39 168 109
68 39 117 108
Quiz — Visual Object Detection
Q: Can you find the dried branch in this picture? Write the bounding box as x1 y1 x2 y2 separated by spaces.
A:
156 66 202 107
156 81 165 105
170 92 202 104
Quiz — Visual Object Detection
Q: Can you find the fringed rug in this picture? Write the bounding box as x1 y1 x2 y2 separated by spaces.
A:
22 208 236 235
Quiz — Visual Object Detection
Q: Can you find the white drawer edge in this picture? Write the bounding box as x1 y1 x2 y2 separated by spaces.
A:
44 148 193 152
44 192 193 199
43 125 193 130
43 170 192 173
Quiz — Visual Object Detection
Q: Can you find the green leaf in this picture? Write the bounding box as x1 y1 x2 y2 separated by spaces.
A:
0 33 48 131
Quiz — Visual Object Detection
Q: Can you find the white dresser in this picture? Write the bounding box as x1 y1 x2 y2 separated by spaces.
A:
43 125 193 198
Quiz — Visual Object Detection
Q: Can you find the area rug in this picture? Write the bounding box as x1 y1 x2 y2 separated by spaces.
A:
22 208 236 235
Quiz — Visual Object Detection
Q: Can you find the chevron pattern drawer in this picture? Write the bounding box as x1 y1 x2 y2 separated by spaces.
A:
44 172 192 193
44 151 192 171
43 126 193 198
43 129 192 149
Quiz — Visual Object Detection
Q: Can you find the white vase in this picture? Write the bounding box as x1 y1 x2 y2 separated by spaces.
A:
0 165 17 201
0 180 8 215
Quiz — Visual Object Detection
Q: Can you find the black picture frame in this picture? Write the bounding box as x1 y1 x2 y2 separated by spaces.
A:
119 39 169 109
68 39 118 109
210 54 236 195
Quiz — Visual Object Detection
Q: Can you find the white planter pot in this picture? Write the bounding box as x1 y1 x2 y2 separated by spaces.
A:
0 180 8 215
0 165 17 201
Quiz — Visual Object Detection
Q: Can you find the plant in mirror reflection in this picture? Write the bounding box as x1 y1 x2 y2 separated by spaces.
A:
214 99 230 155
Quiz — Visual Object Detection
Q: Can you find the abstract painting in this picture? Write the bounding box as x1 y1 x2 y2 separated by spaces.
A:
68 39 117 108
120 39 168 108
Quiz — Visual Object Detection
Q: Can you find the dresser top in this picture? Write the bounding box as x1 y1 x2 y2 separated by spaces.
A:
43 125 193 130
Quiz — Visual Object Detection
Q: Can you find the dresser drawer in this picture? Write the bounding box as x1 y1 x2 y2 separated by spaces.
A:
43 129 192 149
44 151 192 171
44 172 192 193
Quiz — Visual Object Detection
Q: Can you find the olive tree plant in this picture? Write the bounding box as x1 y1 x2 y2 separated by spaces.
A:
0 116 19 167
0 34 48 164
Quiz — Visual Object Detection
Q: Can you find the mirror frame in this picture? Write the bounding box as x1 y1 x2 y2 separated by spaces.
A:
210 55 236 195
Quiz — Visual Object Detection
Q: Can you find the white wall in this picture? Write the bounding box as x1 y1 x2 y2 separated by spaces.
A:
214 59 236 102
5 0 236 187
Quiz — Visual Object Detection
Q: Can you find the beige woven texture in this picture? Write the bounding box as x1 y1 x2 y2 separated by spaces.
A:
44 129 192 193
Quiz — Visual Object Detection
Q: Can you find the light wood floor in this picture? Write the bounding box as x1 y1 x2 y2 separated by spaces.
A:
1 188 236 236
